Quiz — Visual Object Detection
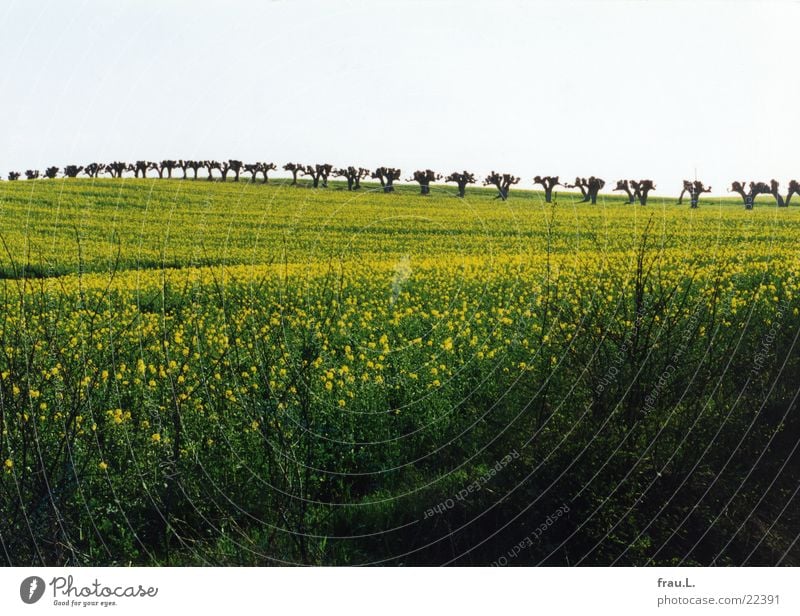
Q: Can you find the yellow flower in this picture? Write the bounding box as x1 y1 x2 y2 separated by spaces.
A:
151 433 161 443
98 461 108 471
3 459 12 470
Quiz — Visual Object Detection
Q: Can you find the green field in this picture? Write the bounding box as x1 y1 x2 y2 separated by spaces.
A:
1 178 798 565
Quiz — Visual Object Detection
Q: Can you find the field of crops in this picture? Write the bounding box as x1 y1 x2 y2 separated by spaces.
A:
1 178 798 565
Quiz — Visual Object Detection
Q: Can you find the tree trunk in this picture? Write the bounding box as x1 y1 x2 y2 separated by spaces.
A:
622 188 633 204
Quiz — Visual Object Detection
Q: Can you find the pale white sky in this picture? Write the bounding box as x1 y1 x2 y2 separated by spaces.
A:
0 0 797 195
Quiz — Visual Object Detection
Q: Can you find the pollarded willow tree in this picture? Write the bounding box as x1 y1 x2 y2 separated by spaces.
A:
220 160 243 182
677 180 692 204
319 163 333 187
160 160 179 179
483 171 520 201
244 163 259 182
44 166 59 179
302 164 333 188
232 160 245 182
533 175 561 203
105 161 128 178
63 165 83 178
260 162 277 183
25 170 40 180
585 176 605 204
283 163 303 185
565 177 588 200
355 167 371 190
770 179 785 207
410 169 441 195
83 163 105 178
785 180 800 206
566 176 605 204
679 180 712 208
7 172 20 181
204 160 222 181
730 181 770 210
445 171 476 197
334 166 370 191
630 179 656 205
372 167 402 193
184 160 203 179
729 180 785 209
613 179 635 204
243 162 277 184
179 159 203 179
130 161 149 178
301 164 317 187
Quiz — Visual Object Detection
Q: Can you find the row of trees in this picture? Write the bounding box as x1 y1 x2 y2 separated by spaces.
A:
3 161 798 207
4 160 278 183
0 160 523 200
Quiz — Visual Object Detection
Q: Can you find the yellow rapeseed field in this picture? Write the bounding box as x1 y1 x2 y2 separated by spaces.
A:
1 178 798 565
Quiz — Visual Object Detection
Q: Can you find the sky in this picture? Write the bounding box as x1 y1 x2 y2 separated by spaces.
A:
0 0 797 196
